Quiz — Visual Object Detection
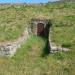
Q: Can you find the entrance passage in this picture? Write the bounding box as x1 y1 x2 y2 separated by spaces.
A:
37 23 44 36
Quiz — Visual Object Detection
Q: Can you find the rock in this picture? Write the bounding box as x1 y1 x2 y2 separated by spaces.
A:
0 27 30 57
50 42 70 53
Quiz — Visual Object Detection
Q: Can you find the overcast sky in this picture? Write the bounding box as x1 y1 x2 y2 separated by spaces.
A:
0 0 59 3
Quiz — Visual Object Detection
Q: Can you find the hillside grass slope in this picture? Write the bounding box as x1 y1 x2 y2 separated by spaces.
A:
0 2 75 75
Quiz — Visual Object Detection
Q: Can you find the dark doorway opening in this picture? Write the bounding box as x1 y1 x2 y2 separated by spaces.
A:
37 23 44 36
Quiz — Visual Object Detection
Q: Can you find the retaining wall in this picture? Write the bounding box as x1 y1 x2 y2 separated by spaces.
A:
49 28 69 53
0 28 30 57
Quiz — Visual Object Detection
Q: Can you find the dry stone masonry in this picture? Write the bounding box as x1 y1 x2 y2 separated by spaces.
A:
31 18 50 36
0 27 30 57
49 24 69 53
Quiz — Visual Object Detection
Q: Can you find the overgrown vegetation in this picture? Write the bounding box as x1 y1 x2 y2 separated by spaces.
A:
0 2 75 75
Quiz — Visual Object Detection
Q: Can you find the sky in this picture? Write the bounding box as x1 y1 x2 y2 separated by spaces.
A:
0 0 59 3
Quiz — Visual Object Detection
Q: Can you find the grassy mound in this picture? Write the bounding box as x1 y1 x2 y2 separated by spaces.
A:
0 2 75 43
0 2 75 75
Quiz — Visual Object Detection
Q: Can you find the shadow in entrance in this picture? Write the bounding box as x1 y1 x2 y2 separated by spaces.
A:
39 21 52 57
41 39 50 57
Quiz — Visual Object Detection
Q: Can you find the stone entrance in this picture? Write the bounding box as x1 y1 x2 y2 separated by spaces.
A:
31 18 51 57
31 18 50 36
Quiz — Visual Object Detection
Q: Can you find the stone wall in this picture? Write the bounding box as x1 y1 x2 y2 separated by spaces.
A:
0 27 30 57
31 19 49 36
49 28 69 53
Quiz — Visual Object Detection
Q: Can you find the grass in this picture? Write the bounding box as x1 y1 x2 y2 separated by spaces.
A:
0 2 75 75
0 2 75 42
0 36 74 75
